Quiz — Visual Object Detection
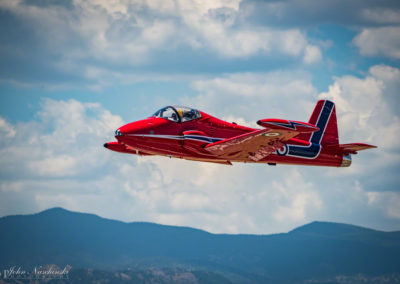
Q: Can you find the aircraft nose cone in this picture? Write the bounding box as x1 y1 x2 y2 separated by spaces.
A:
116 118 154 138
103 143 108 148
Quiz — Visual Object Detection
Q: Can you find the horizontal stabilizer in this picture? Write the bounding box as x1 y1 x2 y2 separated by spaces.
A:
325 143 377 154
257 118 319 133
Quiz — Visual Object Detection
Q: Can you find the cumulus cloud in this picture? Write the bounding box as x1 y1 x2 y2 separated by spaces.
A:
353 26 400 59
0 0 323 87
316 66 400 208
239 0 400 60
367 191 400 219
319 64 400 150
2 0 400 90
240 0 400 27
183 70 317 122
303 45 322 64
0 117 16 139
361 8 400 25
0 99 123 178
271 169 322 223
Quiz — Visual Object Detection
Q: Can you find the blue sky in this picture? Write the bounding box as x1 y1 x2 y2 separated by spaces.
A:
0 0 399 234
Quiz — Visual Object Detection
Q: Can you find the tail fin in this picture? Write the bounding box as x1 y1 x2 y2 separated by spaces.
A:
299 100 339 145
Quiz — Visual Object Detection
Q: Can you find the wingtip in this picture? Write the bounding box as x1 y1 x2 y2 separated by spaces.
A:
363 143 377 149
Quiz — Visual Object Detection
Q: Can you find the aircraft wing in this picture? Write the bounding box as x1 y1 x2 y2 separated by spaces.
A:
204 129 299 161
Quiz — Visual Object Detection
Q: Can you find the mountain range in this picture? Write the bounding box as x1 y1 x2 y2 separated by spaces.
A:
1 207 399 283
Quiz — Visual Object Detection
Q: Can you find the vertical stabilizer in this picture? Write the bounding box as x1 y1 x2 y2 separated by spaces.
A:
299 100 339 145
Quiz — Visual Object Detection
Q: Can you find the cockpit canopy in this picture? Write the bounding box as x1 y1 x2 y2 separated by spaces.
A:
152 106 201 122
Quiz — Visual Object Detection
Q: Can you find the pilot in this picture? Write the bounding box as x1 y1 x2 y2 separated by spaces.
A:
171 112 178 121
178 109 188 122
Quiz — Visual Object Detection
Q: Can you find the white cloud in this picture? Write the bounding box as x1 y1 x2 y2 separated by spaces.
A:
183 70 318 122
0 0 321 84
367 191 400 219
361 8 400 24
29 155 78 177
0 99 123 178
0 117 16 139
272 169 322 222
303 45 322 64
319 64 400 150
353 26 400 59
369 64 400 82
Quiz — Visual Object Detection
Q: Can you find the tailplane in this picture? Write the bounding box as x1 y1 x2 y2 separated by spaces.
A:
325 143 377 155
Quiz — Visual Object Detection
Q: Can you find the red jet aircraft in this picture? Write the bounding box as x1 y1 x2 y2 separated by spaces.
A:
104 100 376 167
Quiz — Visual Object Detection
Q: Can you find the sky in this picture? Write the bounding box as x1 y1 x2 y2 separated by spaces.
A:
0 0 400 234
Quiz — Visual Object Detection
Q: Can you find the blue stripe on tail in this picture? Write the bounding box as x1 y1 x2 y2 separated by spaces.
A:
310 100 334 144
286 100 334 159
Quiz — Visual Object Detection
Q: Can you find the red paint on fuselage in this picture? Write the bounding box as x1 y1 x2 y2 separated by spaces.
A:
116 112 252 159
106 102 377 167
110 108 343 167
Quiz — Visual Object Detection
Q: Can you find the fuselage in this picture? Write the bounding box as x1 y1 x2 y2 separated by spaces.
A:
108 106 346 167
